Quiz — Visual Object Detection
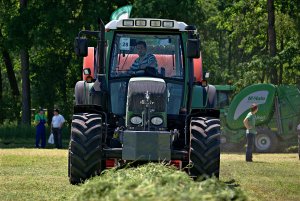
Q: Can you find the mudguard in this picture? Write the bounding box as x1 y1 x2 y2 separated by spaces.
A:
191 84 217 109
74 81 94 105
205 84 217 108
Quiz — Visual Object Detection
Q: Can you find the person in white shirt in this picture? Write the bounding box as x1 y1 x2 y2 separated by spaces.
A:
51 109 65 148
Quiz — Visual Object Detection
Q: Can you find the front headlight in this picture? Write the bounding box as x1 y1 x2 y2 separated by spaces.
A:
151 117 163 126
130 116 142 125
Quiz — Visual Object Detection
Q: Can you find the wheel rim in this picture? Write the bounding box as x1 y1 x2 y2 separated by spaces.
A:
255 134 271 151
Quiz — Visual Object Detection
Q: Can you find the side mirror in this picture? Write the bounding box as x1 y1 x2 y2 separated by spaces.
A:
83 68 91 75
187 39 200 58
205 72 210 78
74 37 88 57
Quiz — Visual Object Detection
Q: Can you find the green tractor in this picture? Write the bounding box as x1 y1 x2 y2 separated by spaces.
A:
68 18 220 184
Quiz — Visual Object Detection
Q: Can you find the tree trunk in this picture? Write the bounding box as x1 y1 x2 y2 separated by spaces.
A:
20 0 31 125
1 50 20 97
278 38 284 85
0 65 3 123
219 30 223 69
0 61 2 101
20 49 31 125
47 101 54 128
261 69 266 83
20 0 27 7
228 41 232 74
267 0 278 84
2 49 21 123
264 26 269 83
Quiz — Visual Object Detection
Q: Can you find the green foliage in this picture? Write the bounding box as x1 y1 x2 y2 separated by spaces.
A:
0 124 71 149
0 0 300 123
73 163 246 201
132 0 206 25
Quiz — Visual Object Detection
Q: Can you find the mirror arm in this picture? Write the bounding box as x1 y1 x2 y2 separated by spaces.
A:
98 18 105 74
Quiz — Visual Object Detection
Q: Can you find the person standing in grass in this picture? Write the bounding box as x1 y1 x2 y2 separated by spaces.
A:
35 109 47 148
243 103 258 162
51 109 65 149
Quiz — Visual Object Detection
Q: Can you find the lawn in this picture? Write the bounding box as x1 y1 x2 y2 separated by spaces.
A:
220 153 300 201
0 149 78 201
0 148 299 201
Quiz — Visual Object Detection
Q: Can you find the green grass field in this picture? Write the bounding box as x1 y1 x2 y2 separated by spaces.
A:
220 153 300 201
0 149 299 201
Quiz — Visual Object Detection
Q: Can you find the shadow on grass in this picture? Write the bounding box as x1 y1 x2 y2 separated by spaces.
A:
224 179 241 188
0 139 70 149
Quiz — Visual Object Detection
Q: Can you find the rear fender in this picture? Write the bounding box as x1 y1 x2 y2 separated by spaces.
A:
205 84 217 108
191 84 217 109
74 81 94 105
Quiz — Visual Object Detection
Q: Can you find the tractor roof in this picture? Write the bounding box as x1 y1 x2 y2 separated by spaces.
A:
105 18 188 31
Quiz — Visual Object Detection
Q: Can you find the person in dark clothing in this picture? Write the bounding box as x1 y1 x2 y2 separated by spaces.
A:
129 41 158 72
243 103 258 162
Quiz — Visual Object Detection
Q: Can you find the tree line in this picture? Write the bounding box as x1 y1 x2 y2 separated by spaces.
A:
0 0 299 125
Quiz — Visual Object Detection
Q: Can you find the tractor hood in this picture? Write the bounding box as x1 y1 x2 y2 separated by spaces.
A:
126 77 167 129
127 77 167 113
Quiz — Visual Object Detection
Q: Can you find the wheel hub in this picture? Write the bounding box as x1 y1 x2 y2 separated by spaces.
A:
256 135 271 150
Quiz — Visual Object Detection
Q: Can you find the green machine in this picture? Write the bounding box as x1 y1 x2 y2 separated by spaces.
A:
69 18 221 184
220 84 300 152
215 85 235 110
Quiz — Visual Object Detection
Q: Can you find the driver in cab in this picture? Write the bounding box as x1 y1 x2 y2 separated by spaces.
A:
128 41 158 73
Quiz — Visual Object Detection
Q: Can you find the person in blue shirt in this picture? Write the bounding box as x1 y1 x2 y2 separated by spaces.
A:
128 41 158 73
243 103 258 162
35 109 47 148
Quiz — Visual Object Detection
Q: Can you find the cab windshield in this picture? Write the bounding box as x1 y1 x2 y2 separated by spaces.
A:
110 33 184 79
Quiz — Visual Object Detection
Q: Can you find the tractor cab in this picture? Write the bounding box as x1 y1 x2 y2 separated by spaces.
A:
108 29 185 117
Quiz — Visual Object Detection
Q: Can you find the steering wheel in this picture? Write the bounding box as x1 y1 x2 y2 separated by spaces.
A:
123 66 158 77
144 66 158 76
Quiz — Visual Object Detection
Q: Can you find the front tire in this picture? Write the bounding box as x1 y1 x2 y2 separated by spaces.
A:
68 113 105 184
189 117 220 178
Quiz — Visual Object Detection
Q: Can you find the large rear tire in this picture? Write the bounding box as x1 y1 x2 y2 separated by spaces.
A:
189 117 220 179
68 113 105 184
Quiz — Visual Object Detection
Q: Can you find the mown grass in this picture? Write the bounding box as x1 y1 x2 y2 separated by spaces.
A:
72 163 246 201
0 148 299 201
